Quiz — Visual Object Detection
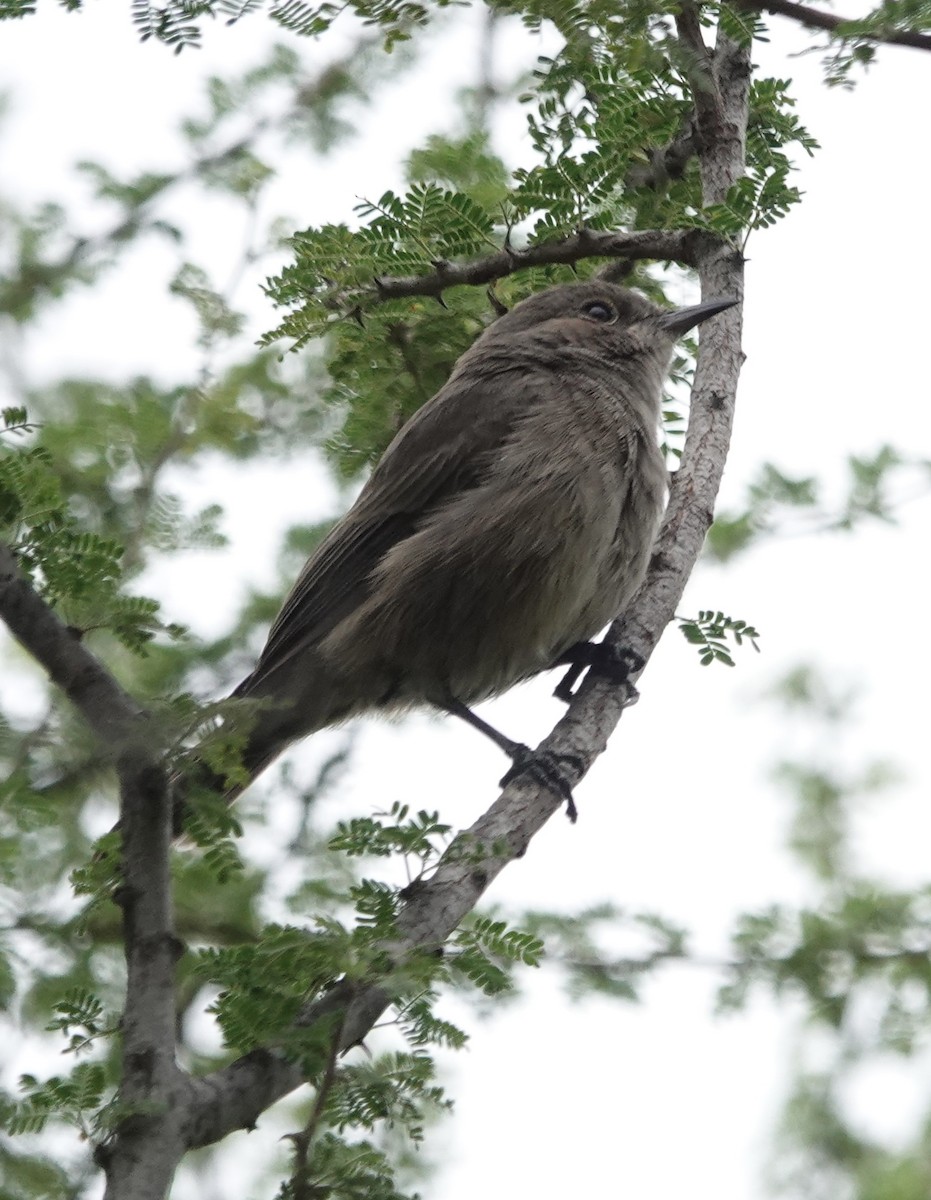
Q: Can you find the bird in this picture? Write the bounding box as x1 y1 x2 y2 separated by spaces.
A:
192 279 736 818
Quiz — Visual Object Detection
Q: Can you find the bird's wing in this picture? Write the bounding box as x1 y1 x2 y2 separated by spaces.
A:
237 352 546 693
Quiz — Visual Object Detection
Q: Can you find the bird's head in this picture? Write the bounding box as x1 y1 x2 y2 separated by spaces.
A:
477 281 737 359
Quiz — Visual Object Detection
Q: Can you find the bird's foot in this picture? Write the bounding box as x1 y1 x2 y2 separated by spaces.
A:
441 695 582 821
553 640 644 704
499 745 584 823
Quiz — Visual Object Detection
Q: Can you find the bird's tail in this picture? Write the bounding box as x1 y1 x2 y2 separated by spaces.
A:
95 655 351 862
170 727 297 838
172 651 358 833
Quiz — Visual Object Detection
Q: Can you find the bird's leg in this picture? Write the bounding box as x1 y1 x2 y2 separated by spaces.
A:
552 640 644 704
500 748 582 823
441 696 582 822
441 696 525 758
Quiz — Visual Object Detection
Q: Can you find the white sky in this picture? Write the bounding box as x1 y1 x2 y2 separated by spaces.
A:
2 2 931 1198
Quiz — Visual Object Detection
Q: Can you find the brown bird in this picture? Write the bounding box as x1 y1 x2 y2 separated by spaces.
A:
205 280 735 814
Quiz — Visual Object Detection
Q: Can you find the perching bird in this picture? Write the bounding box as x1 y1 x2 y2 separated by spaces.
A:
204 280 735 812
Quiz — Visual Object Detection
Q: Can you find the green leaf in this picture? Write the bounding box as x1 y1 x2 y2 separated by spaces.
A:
677 610 761 666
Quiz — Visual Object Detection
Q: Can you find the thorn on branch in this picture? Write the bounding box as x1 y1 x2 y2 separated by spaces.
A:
486 287 509 318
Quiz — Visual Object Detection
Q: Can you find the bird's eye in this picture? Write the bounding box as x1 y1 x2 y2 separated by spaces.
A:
583 301 617 323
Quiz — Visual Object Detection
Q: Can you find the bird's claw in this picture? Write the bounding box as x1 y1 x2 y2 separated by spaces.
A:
553 666 584 704
553 641 644 704
499 745 584 822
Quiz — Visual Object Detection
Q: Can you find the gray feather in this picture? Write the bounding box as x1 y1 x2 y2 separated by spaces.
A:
223 280 701 787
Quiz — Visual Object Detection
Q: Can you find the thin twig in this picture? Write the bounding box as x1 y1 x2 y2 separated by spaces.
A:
365 227 705 303
739 0 931 51
674 1 723 148
289 1009 348 1200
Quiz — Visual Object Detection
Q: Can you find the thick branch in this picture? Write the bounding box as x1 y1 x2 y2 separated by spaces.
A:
0 542 150 753
0 544 186 1197
738 0 931 51
100 755 185 1200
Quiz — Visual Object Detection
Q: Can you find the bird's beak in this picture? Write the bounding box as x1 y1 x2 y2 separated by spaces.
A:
657 296 739 336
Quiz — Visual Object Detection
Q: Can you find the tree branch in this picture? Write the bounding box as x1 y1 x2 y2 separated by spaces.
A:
0 543 188 1197
0 542 150 753
737 0 931 51
674 2 724 148
99 752 186 1200
367 227 704 302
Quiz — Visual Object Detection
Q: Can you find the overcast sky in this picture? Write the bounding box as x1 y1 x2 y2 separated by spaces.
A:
2 3 931 1197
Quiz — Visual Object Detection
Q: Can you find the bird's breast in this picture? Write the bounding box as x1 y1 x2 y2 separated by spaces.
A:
439 403 665 700
321 370 667 709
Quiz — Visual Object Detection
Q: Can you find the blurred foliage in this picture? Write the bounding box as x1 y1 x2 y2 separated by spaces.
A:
707 447 931 562
509 665 931 1200
0 2 928 1199
3 0 927 86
